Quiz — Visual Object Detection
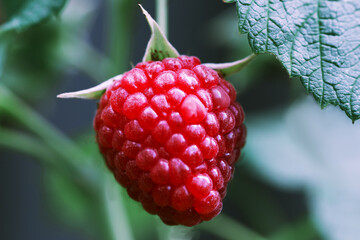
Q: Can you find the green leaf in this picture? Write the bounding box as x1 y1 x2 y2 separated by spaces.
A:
140 5 179 62
0 0 67 34
2 22 62 100
229 0 360 121
0 0 67 78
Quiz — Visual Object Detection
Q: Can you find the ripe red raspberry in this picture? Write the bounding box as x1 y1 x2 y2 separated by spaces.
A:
94 55 246 226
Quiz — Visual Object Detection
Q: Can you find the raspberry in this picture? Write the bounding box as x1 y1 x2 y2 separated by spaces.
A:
94 55 246 226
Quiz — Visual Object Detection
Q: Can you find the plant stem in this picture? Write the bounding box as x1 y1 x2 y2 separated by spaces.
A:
156 0 168 37
0 126 101 205
107 0 136 74
198 214 267 240
0 128 56 165
0 84 98 191
103 174 134 240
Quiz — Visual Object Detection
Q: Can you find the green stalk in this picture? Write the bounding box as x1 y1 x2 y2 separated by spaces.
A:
0 127 102 207
107 0 136 74
198 214 267 240
0 84 98 192
156 0 168 37
103 174 134 240
0 128 56 165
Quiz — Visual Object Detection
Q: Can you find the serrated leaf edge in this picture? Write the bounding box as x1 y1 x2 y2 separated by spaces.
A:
230 0 360 122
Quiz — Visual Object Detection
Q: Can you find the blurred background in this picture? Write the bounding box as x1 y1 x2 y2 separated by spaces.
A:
1 0 359 240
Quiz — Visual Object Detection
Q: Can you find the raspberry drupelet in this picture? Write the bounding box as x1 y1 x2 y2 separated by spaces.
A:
94 55 246 226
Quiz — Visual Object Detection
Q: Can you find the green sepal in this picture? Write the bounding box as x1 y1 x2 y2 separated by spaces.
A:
140 4 179 62
57 74 122 100
204 54 256 77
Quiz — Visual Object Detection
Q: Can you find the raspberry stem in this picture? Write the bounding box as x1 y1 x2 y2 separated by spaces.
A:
156 0 168 37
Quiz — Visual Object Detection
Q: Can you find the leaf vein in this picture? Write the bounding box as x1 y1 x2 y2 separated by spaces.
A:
289 10 317 78
238 0 255 32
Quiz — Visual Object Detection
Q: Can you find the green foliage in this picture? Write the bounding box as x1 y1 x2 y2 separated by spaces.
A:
0 0 67 77
2 22 62 101
45 170 101 237
0 0 66 34
228 0 360 122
